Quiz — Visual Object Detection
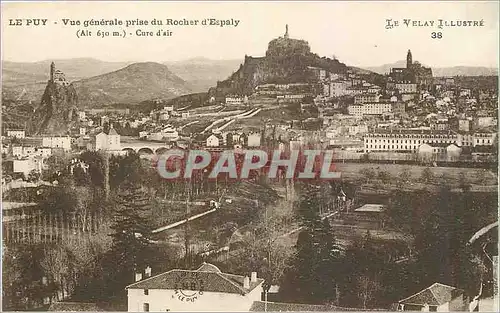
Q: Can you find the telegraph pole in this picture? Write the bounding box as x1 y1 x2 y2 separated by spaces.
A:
184 180 191 267
103 151 110 201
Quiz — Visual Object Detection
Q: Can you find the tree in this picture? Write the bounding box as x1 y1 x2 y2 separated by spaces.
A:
65 227 113 302
73 186 96 232
223 226 293 289
398 167 411 184
250 200 295 284
411 186 489 295
279 184 343 304
43 154 71 182
279 229 319 303
388 188 438 234
226 133 234 147
340 231 387 308
104 182 156 296
216 198 296 287
73 164 91 186
40 246 76 302
79 151 105 188
2 245 56 310
315 219 344 303
38 185 79 215
357 275 382 309
458 171 471 191
109 152 150 189
420 167 434 183
102 121 110 134
439 171 450 185
27 170 41 182
295 183 322 228
370 185 495 308
377 170 392 184
474 169 492 185
359 168 376 184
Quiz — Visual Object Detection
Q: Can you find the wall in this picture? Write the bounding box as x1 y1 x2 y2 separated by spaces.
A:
436 301 450 311
107 135 121 150
333 151 417 161
247 134 261 147
95 133 108 150
13 159 42 176
448 294 468 311
446 146 461 161
7 131 25 138
206 136 219 147
42 137 71 151
364 134 458 153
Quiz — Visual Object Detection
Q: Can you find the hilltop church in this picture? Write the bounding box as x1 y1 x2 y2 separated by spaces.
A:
49 62 71 86
387 50 433 91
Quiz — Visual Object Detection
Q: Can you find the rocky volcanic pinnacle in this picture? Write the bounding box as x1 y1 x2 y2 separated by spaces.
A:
28 80 79 136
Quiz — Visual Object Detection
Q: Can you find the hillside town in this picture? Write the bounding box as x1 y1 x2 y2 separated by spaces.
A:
3 46 497 181
2 24 498 313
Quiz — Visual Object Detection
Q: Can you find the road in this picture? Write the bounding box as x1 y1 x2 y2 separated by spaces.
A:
178 120 199 130
201 108 262 134
151 207 217 233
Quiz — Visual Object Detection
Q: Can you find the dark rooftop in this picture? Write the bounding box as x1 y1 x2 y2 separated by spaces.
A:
398 283 464 306
126 263 264 295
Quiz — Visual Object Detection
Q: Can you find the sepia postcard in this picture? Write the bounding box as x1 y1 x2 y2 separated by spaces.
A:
1 1 499 312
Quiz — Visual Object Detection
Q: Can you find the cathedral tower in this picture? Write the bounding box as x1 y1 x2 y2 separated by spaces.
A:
406 49 412 68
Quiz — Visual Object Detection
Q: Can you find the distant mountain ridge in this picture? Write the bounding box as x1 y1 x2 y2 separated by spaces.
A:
164 58 243 92
73 62 193 106
3 57 496 106
362 60 498 77
3 58 131 83
2 61 194 106
2 57 238 102
2 58 133 103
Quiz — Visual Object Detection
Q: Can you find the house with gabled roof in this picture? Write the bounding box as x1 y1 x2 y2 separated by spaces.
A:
93 125 121 151
206 133 224 147
396 282 469 311
126 262 264 312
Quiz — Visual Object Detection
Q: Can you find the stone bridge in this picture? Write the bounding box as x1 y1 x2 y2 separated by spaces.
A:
120 140 175 155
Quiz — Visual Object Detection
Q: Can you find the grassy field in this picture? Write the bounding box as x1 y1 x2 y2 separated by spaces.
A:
335 162 498 187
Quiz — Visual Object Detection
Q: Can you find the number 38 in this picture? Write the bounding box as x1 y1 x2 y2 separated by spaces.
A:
431 32 442 39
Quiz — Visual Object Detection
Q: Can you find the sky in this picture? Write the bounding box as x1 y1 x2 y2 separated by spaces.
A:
1 1 499 68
